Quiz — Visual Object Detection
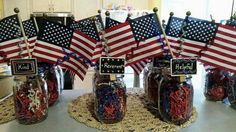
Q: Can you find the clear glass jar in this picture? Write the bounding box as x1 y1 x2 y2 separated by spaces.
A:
93 70 126 124
226 73 236 108
13 75 48 124
204 68 228 101
38 62 60 106
143 63 151 94
146 67 161 106
158 68 194 125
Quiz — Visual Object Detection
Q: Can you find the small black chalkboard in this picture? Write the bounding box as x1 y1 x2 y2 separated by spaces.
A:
11 58 37 75
171 58 197 76
99 57 125 74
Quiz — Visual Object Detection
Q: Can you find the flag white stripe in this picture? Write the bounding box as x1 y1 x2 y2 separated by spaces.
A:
218 26 236 35
201 56 236 71
72 33 96 49
104 24 130 37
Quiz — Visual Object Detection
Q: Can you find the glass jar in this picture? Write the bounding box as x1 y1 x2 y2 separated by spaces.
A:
226 73 236 108
38 62 60 106
204 68 228 101
158 68 194 125
93 70 126 124
143 63 151 94
13 75 48 124
146 67 161 106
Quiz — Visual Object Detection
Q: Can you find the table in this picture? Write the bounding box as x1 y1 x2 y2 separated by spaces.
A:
0 89 102 132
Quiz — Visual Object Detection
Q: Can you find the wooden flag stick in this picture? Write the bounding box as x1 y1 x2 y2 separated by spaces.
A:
14 8 31 58
153 7 175 58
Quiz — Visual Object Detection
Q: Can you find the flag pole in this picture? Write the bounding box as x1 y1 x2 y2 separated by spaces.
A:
153 7 175 58
14 8 32 58
31 14 39 32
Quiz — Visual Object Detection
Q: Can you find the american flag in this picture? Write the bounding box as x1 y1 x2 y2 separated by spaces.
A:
69 16 104 63
33 20 73 64
104 16 147 75
32 20 90 80
126 13 164 65
104 21 137 57
0 14 23 64
180 17 217 57
165 16 184 56
69 15 103 41
200 24 236 73
22 18 38 56
70 29 97 64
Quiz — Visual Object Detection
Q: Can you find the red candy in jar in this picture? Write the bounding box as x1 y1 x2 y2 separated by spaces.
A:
13 75 48 124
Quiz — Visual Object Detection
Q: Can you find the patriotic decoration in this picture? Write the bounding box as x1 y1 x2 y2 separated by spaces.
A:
69 16 104 63
180 17 217 57
0 14 24 64
32 20 73 64
70 30 97 61
104 21 137 57
22 18 38 56
129 13 162 42
200 24 236 73
127 13 164 65
165 16 184 56
69 15 103 41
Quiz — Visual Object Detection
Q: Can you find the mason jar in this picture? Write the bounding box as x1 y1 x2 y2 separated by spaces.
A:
93 70 126 124
146 67 161 106
158 68 194 125
226 73 236 108
204 68 228 101
13 75 48 124
38 62 61 106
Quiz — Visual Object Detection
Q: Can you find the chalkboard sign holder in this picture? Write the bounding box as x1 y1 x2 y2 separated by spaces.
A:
10 58 37 75
99 57 125 75
170 58 197 76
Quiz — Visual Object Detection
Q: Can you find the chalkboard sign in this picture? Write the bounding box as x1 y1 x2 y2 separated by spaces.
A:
171 58 197 76
10 58 37 75
99 57 125 74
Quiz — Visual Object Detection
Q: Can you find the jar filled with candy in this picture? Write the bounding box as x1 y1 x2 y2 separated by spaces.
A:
204 68 228 101
158 68 194 125
146 67 161 106
93 70 126 124
13 75 48 124
38 62 61 106
226 73 236 108
145 56 171 107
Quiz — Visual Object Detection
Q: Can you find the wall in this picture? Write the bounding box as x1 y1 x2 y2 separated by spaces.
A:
0 0 3 18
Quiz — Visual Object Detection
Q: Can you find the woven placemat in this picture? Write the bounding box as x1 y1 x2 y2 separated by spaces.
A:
68 89 197 132
0 95 15 124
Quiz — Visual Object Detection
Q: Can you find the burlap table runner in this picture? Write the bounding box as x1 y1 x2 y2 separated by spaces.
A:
68 89 197 132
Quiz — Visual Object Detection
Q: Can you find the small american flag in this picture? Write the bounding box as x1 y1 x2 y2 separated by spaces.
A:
127 13 164 65
104 21 137 57
69 15 103 41
0 14 23 64
22 18 38 56
69 16 103 63
200 24 236 73
33 20 92 80
33 20 73 64
180 17 217 57
70 29 97 64
165 16 184 56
